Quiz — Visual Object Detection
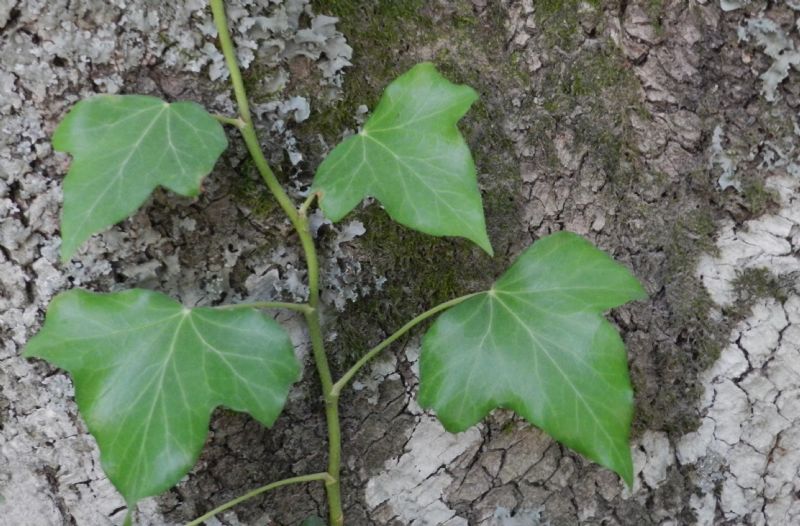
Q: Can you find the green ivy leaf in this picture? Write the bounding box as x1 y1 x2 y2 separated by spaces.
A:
419 232 646 484
312 63 493 255
24 289 299 505
53 95 228 261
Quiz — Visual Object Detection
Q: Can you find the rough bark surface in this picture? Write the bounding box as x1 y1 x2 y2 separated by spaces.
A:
1 1 798 525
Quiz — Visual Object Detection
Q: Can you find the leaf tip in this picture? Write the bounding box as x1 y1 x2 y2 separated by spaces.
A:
59 250 73 265
467 229 494 257
461 83 480 107
618 455 635 489
52 127 69 153
408 61 479 108
409 61 442 80
52 103 80 153
617 266 648 305
122 507 134 526
631 280 649 301
58 233 79 264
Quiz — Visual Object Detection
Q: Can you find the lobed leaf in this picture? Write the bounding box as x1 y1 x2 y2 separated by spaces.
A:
24 289 300 505
312 62 493 255
418 232 647 485
53 95 228 261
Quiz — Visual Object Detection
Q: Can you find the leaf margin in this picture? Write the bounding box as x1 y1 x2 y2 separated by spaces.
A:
418 231 647 485
53 94 228 261
311 62 493 255
23 287 300 504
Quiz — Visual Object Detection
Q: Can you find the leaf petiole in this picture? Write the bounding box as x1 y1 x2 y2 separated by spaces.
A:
184 472 333 526
298 192 319 217
213 114 245 129
331 291 484 397
214 301 313 314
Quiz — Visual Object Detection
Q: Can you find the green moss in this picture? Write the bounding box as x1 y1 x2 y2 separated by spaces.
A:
229 159 282 218
664 209 717 278
628 207 722 435
534 0 601 51
241 63 278 104
636 204 791 435
314 0 426 30
500 419 517 434
533 42 643 188
741 179 779 216
537 0 600 13
663 209 718 333
646 0 666 34
643 265 790 434
569 51 635 97
731 267 789 309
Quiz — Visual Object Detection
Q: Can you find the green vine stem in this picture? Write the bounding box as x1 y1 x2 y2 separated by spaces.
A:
209 1 343 523
210 1 488 523
209 0 300 230
185 473 333 526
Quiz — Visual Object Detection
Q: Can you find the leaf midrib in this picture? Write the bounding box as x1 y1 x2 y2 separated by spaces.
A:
118 311 189 500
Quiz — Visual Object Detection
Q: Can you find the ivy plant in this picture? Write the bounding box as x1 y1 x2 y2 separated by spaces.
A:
25 1 646 524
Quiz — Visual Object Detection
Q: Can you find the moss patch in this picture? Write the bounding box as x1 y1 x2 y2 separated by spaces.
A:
639 264 790 434
523 29 644 191
632 208 722 434
535 0 601 51
733 267 789 303
740 178 780 216
230 159 282 219
645 0 666 34
729 267 791 318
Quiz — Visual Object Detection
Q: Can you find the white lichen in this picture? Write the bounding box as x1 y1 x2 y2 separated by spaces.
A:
737 17 800 102
191 0 352 88
710 125 740 191
720 0 751 11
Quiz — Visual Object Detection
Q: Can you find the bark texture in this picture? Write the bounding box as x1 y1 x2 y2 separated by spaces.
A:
1 1 798 525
